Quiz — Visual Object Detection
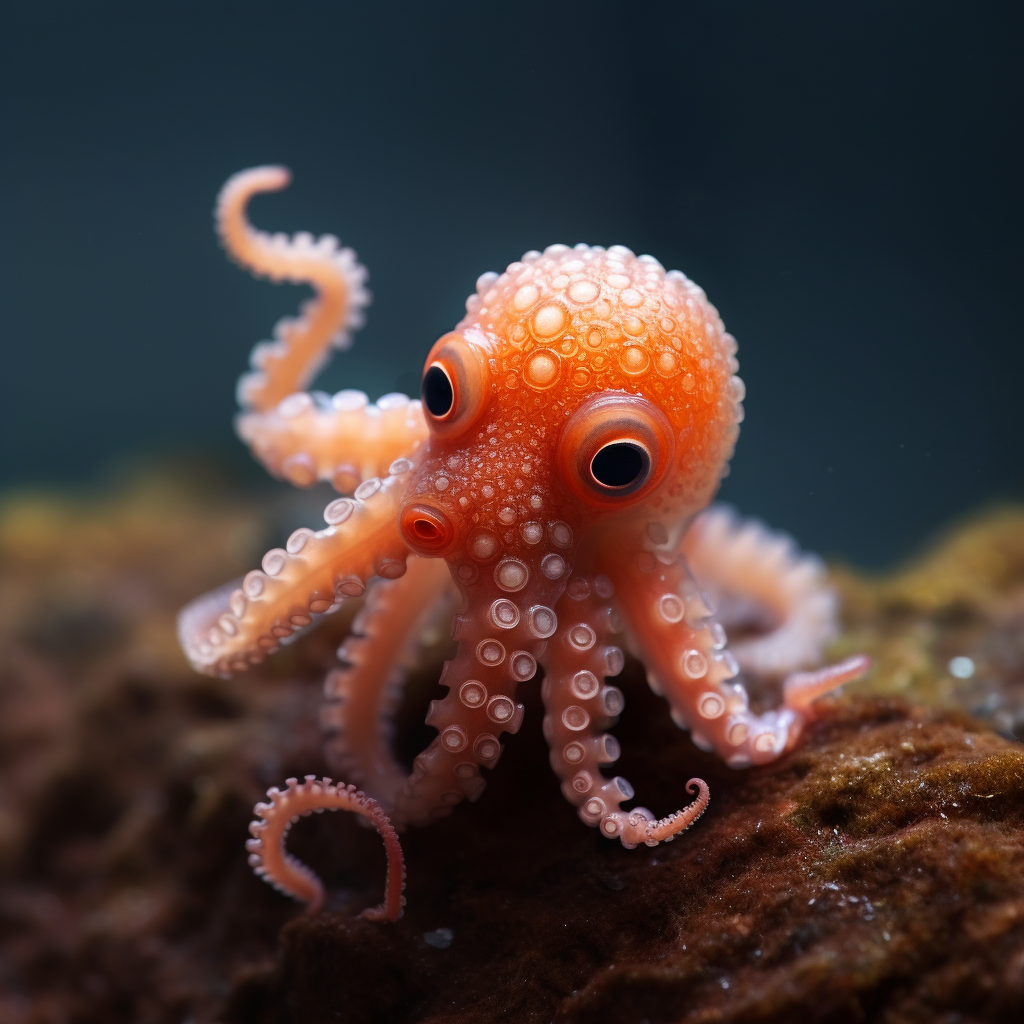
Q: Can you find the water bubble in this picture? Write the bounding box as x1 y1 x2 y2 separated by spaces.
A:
949 656 975 679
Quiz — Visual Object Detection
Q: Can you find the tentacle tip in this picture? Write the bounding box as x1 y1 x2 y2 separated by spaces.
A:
638 779 711 845
847 654 872 678
686 777 710 798
783 653 873 713
239 164 292 189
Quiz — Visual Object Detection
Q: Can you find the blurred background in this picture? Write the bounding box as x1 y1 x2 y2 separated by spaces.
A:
0 1 1020 567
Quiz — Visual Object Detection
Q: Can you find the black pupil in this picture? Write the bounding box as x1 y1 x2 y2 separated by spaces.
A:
422 365 454 417
591 442 646 488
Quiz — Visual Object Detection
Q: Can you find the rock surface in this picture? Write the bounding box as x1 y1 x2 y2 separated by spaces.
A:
1 474 1022 1023
230 698 1024 1024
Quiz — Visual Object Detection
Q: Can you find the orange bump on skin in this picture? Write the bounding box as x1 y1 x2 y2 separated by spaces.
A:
524 350 561 389
178 170 868 917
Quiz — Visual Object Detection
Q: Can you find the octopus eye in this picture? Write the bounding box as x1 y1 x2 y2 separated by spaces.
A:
590 442 650 490
420 331 490 435
556 393 674 508
422 364 455 417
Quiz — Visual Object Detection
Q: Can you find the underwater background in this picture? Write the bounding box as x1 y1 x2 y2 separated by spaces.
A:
2 5 1024 1024
1 0 1020 567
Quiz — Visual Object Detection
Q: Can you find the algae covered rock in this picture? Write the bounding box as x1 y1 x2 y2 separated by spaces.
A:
229 698 1024 1024
835 508 1024 741
0 475 1022 1023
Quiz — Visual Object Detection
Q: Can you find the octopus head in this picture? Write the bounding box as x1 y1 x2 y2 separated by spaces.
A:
398 244 744 607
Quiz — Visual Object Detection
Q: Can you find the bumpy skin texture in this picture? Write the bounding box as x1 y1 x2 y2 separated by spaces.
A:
178 167 868 915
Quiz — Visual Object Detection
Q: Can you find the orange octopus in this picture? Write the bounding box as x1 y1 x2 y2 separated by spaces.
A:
178 167 869 922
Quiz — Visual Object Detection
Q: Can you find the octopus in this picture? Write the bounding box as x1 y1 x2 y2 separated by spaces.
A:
178 167 869 922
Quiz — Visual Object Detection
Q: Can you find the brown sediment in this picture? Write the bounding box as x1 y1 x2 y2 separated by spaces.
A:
228 699 1024 1024
0 474 1022 1023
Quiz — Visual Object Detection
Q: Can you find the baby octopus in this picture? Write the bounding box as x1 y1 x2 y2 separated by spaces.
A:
179 167 869 922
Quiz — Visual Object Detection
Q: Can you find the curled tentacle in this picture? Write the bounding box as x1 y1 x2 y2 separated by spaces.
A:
219 165 370 411
177 467 413 677
604 539 868 768
680 506 838 678
322 555 458 808
247 775 405 921
390 550 568 828
637 779 710 844
540 572 710 848
219 167 427 487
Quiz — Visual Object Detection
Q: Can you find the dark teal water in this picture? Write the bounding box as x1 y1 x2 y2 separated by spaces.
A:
1 1 1020 567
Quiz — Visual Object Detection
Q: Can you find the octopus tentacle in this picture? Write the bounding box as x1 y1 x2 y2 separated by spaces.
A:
237 395 428 492
540 573 710 848
604 542 868 768
219 165 369 412
783 654 872 712
680 506 838 678
246 775 405 921
219 167 428 488
177 467 414 677
641 780 710 844
322 555 457 808
390 552 568 828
